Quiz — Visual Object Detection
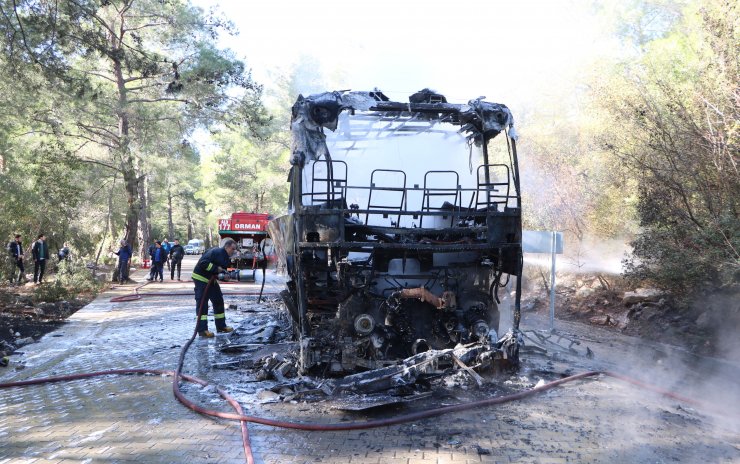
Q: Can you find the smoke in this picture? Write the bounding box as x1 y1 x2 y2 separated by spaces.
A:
575 287 740 459
563 236 631 275
524 236 630 276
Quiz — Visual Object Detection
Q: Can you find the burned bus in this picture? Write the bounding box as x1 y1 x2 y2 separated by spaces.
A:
268 89 523 374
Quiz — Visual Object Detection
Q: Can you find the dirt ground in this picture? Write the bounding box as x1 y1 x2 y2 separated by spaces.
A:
0 284 93 351
520 273 740 359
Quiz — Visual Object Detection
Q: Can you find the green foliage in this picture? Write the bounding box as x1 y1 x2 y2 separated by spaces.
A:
517 84 637 245
0 0 268 263
600 0 740 292
208 130 289 216
599 0 687 48
31 281 71 304
202 59 318 219
0 253 17 284
54 258 101 295
28 259 101 303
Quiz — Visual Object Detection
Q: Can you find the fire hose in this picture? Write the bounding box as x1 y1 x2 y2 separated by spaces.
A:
109 279 275 303
1 277 732 463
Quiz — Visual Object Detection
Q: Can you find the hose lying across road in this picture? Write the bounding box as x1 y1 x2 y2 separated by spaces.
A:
0 277 730 464
1 368 722 462
109 279 276 303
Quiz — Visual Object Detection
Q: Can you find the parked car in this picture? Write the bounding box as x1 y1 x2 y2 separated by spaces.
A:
187 239 205 254
184 245 196 255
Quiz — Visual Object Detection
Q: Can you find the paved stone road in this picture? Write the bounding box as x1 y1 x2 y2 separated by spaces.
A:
1 257 738 463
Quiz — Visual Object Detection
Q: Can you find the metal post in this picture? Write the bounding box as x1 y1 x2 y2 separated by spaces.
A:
549 231 556 332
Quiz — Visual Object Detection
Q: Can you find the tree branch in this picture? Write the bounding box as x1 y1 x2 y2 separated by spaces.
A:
63 131 118 149
9 0 37 63
78 156 120 172
67 0 118 40
125 81 168 92
77 122 119 141
80 70 117 83
124 22 167 32
128 97 191 104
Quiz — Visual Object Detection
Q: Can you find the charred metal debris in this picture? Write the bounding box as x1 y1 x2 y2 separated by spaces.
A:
215 303 593 403
268 88 524 379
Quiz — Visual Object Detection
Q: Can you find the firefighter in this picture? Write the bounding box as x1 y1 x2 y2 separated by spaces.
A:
191 238 237 337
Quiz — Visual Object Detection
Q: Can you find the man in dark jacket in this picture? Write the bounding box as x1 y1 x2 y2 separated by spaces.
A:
114 240 132 284
32 234 49 284
7 234 25 284
146 241 157 281
57 243 70 262
169 238 185 281
192 238 237 337
150 241 168 282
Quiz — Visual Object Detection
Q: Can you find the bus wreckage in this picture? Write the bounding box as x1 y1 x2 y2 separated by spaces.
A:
268 89 524 378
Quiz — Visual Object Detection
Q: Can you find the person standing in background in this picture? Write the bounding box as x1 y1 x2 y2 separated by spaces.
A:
150 240 168 282
7 234 25 284
32 234 49 284
169 238 185 281
146 240 157 281
58 242 70 262
114 240 132 284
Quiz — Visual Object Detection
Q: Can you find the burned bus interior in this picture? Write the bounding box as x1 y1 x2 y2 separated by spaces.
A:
269 89 524 376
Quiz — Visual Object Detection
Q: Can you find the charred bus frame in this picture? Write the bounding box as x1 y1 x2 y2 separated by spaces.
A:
269 89 523 374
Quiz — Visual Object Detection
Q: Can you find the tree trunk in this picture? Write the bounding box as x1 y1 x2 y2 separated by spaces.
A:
167 187 175 239
186 202 193 241
113 31 140 252
137 169 150 261
99 180 116 281
121 152 139 248
146 168 152 237
109 176 118 242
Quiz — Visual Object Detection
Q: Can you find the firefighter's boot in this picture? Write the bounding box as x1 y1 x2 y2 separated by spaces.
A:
198 330 215 338
217 326 234 334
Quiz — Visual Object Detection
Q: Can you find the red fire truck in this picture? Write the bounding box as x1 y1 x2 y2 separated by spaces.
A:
217 212 276 269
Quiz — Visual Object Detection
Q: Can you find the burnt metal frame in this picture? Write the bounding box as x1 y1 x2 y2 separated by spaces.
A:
283 100 524 338
365 169 407 227
474 164 511 210
310 159 348 205
420 170 460 228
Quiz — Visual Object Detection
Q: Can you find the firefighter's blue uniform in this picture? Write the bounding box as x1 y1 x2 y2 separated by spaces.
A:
192 246 231 333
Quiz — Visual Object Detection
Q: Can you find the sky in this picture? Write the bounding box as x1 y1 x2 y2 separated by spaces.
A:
191 0 617 110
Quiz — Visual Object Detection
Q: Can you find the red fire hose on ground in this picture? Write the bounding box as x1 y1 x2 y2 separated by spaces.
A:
0 277 731 463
